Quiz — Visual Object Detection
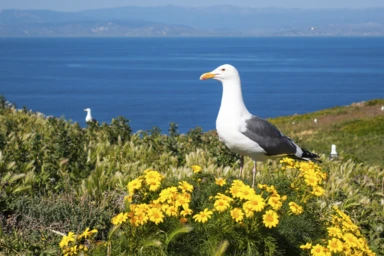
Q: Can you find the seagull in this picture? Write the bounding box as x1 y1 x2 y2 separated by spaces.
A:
330 144 338 159
84 108 97 123
200 64 320 187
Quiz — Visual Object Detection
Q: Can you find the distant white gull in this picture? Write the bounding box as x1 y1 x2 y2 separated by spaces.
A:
200 64 320 187
84 108 97 123
330 144 338 159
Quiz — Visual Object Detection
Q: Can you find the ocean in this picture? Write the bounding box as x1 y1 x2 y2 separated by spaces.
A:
1 37 384 133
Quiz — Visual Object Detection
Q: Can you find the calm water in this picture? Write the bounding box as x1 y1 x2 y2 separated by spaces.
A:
1 37 384 133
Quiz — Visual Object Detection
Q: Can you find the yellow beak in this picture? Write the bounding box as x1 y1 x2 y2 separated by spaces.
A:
200 72 216 80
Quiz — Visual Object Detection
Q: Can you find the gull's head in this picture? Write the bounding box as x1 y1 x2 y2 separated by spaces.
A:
200 64 239 82
84 108 91 112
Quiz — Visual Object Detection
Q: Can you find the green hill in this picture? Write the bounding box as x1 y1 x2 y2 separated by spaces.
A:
269 99 384 167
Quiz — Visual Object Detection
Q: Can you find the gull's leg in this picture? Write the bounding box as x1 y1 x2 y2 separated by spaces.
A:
252 161 257 188
239 156 244 178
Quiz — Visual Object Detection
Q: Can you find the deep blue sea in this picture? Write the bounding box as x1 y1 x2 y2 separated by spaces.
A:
1 37 384 133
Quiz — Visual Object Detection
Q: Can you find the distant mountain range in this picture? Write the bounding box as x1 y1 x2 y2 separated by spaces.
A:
1 6 384 36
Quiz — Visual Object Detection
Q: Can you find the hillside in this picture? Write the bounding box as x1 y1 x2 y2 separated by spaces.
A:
0 96 383 254
1 6 384 36
269 99 384 167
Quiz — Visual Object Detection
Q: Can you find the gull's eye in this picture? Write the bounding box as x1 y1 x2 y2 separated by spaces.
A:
221 68 226 71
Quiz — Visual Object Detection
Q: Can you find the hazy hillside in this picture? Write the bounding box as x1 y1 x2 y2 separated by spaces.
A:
80 6 384 30
1 6 384 36
0 20 200 37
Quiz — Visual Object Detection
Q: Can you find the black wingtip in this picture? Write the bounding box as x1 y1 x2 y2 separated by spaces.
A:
302 148 322 163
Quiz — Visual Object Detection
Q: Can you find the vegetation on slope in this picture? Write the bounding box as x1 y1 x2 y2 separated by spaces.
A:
270 99 384 167
0 96 383 255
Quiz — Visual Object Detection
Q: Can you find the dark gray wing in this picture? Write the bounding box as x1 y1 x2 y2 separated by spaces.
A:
241 116 297 156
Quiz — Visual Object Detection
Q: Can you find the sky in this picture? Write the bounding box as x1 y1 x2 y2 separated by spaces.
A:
1 0 384 11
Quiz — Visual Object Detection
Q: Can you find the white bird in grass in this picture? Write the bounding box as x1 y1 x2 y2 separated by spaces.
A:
200 64 320 187
84 108 97 123
330 144 338 159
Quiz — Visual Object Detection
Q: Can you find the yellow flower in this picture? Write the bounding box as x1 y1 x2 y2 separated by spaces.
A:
230 208 244 223
342 221 359 233
135 203 149 213
180 208 193 217
79 244 88 252
300 242 312 250
280 157 295 168
178 181 194 192
145 170 163 185
239 186 256 200
258 184 267 190
193 208 213 223
310 244 326 256
289 202 304 215
77 228 98 240
148 208 164 225
311 186 325 196
343 233 358 247
304 174 319 187
327 238 343 253
59 232 76 248
244 194 265 212
266 185 278 194
232 180 246 187
135 211 149 226
191 165 202 173
230 180 246 198
242 205 254 218
262 210 279 228
268 195 282 211
327 227 342 238
111 212 129 225
148 180 161 191
214 199 230 212
132 204 149 226
299 161 314 172
175 194 190 209
68 245 78 255
158 187 178 202
215 177 226 186
127 178 142 194
215 193 234 203
165 205 178 217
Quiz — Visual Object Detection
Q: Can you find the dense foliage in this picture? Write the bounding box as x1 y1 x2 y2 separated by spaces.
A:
0 95 383 255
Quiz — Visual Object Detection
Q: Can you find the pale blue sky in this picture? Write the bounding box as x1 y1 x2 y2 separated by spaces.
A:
1 0 384 11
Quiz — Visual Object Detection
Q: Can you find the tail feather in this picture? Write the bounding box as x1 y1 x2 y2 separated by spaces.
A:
288 148 321 162
299 148 321 163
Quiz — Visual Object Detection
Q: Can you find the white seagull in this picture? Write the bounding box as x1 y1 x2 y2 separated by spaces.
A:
84 108 97 123
200 64 319 187
330 144 338 159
